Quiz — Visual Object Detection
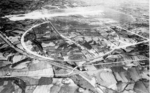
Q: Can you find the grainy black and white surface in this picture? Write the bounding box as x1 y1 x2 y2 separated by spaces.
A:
0 0 149 93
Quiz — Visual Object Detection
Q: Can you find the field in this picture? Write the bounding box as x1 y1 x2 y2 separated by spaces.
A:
0 0 149 93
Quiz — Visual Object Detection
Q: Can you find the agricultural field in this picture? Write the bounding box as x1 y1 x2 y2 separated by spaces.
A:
0 0 149 93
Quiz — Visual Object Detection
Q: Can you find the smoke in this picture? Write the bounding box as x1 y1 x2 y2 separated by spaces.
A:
79 0 149 7
4 0 147 21
4 6 104 21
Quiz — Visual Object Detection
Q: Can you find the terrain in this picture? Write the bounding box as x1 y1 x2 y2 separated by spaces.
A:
0 0 149 93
